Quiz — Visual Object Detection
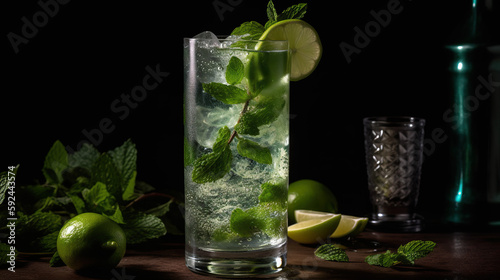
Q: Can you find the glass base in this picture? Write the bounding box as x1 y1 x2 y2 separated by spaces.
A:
185 242 287 277
368 214 424 232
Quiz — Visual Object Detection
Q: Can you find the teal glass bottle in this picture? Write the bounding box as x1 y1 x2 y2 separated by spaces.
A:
444 0 500 227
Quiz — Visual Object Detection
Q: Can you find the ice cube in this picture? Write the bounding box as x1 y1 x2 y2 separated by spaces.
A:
220 34 248 48
193 31 220 48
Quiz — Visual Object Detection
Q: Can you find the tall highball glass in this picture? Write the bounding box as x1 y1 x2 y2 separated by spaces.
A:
183 37 290 276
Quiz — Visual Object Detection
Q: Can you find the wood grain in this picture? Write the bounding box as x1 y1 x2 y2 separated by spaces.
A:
3 231 499 279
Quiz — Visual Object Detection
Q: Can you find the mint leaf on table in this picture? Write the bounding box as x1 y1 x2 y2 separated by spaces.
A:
365 240 436 267
192 126 233 184
43 140 69 184
226 56 245 85
202 83 248 104
236 138 272 165
365 250 410 267
397 240 436 264
314 244 349 262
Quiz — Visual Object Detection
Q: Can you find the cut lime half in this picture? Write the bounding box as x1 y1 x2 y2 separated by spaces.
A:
259 19 322 81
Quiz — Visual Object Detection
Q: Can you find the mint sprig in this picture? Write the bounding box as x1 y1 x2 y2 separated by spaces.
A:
230 1 308 38
365 240 436 267
191 54 278 184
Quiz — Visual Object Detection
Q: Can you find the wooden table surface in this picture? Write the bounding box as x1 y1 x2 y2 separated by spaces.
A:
3 230 500 280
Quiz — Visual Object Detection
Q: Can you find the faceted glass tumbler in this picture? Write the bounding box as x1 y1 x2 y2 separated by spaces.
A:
363 117 425 232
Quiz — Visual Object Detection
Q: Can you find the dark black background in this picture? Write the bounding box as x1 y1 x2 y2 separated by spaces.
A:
3 0 473 225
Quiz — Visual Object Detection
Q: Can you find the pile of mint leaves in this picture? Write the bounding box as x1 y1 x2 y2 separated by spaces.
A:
314 240 436 268
0 140 183 266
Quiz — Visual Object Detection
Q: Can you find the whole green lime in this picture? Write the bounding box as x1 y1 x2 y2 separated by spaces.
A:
288 179 338 224
57 212 126 271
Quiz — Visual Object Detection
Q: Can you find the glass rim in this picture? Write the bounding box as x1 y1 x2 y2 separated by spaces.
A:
184 36 288 43
184 37 289 51
363 116 425 128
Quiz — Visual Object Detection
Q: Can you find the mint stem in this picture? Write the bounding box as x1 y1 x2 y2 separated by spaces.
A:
227 96 251 145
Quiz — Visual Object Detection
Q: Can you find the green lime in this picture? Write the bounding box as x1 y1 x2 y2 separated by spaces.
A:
57 212 126 271
259 19 322 81
288 179 338 224
287 214 341 244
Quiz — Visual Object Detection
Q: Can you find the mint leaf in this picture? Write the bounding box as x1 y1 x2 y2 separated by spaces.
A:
235 95 285 136
246 204 284 238
365 240 436 267
192 126 232 183
91 153 122 201
264 1 308 29
226 56 245 85
0 243 17 267
230 208 265 237
202 83 249 104
16 211 62 252
82 182 124 224
315 244 349 262
68 143 100 170
68 194 86 214
230 21 265 40
0 171 9 205
108 139 137 200
43 140 69 184
121 170 137 201
120 210 167 244
277 3 307 21
237 138 272 164
266 0 278 26
365 250 410 267
258 180 287 206
397 240 436 264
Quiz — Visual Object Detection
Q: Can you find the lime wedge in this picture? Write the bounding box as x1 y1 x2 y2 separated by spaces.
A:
294 210 368 239
259 19 322 81
330 215 368 239
287 214 341 244
295 209 336 223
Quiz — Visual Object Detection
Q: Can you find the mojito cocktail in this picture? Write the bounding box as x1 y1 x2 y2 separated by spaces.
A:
183 36 290 276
